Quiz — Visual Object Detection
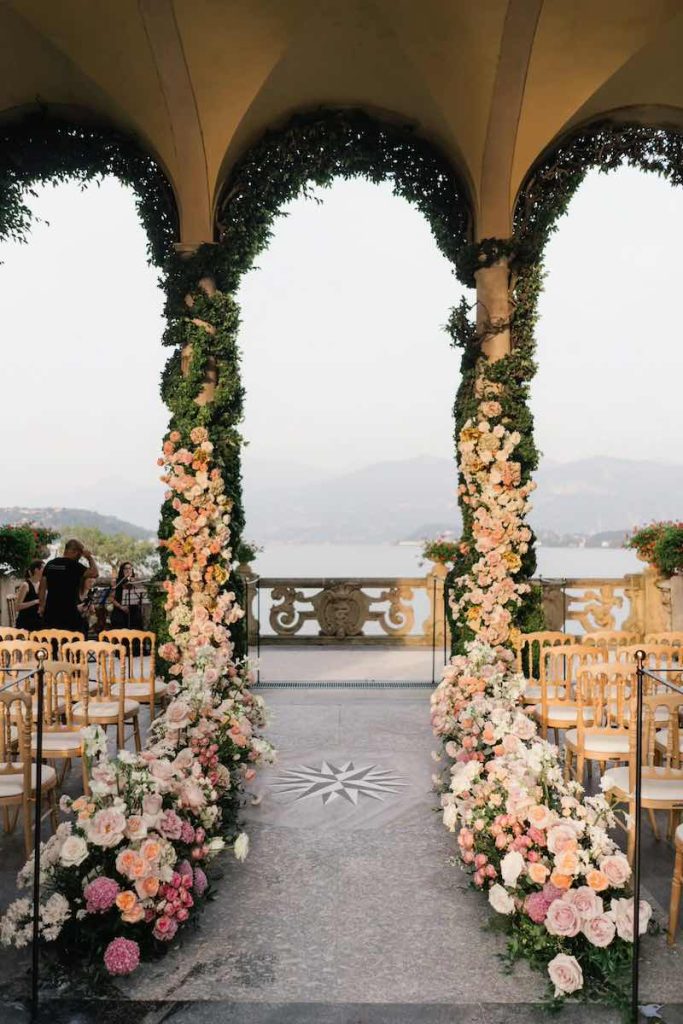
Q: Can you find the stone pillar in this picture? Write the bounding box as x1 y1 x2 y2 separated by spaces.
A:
423 561 449 646
474 257 511 361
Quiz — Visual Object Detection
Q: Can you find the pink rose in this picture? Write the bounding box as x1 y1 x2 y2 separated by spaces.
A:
609 898 652 941
87 808 127 849
599 855 631 889
178 779 206 811
583 914 616 948
545 899 581 937
547 953 583 996
153 914 179 941
165 700 193 731
562 886 603 921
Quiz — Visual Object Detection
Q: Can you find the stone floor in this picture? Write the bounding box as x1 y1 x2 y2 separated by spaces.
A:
2 664 683 1022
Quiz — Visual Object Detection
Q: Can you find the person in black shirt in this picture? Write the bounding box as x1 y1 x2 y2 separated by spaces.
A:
39 539 99 631
15 560 44 631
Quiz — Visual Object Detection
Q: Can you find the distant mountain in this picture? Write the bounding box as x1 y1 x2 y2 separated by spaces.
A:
241 454 683 542
0 507 152 540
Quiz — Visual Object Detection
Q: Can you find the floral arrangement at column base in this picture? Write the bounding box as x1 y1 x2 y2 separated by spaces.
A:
431 642 650 1008
0 429 275 979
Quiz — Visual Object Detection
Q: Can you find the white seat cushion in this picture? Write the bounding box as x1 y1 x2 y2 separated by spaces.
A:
73 699 139 718
533 704 594 723
655 728 683 753
0 763 56 797
565 728 629 755
602 765 683 802
524 683 564 700
110 681 167 698
31 732 83 753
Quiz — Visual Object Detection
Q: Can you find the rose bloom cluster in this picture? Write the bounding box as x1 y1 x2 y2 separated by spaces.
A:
0 431 274 975
432 639 651 1000
451 380 533 648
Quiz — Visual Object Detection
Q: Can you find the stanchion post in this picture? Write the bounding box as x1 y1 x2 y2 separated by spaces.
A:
256 582 261 684
442 579 448 667
632 649 645 1023
32 647 47 1019
431 576 437 686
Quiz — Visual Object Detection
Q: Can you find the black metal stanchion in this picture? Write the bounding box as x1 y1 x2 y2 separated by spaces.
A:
31 648 47 1021
443 580 448 667
431 576 437 686
244 576 250 661
631 649 645 1023
256 583 261 684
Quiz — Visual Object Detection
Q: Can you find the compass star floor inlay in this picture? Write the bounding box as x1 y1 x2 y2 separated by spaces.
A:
272 759 407 806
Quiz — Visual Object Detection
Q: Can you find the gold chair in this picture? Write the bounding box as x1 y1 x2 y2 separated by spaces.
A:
99 630 166 718
564 664 633 784
602 690 683 862
668 825 683 945
0 640 45 689
30 628 84 660
0 627 29 642
65 640 141 751
26 661 90 793
514 631 575 705
0 688 58 857
582 630 640 648
646 632 683 647
533 644 608 740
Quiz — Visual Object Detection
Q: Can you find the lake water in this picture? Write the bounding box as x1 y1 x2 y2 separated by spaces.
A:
249 543 641 579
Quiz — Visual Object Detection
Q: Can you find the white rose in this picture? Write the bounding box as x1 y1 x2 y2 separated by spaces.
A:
59 835 89 867
234 833 249 862
443 804 458 832
488 884 515 916
547 953 583 996
501 850 525 888
609 898 652 942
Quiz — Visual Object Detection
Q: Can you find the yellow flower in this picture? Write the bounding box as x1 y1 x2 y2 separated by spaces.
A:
503 552 522 572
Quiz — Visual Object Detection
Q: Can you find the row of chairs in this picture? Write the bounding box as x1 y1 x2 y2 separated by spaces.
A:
514 629 683 944
0 629 168 856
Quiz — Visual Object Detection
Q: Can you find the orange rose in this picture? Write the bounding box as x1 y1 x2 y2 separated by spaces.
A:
141 839 161 861
586 869 609 892
549 872 573 890
115 890 138 914
122 903 145 924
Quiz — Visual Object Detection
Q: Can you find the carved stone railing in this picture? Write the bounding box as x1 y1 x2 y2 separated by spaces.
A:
241 569 673 647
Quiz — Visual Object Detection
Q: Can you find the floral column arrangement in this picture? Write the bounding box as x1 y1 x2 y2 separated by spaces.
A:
432 382 649 1007
0 429 274 977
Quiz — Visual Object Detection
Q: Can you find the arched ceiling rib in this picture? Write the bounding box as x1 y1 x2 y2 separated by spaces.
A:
3 1 683 244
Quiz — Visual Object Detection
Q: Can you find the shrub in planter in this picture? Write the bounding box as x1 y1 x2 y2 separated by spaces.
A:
0 524 58 576
626 521 683 576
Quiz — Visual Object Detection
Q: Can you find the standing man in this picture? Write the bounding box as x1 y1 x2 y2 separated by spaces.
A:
39 539 98 630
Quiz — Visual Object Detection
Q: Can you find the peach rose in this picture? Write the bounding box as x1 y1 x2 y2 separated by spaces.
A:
528 862 550 885
140 839 162 862
549 872 572 891
115 890 138 914
554 850 579 876
547 824 580 855
585 869 609 893
135 875 160 900
122 902 145 924
527 805 554 831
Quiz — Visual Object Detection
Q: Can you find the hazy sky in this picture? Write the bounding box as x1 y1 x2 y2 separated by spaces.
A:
0 165 681 527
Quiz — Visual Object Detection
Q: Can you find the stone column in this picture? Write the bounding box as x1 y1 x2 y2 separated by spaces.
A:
474 257 511 361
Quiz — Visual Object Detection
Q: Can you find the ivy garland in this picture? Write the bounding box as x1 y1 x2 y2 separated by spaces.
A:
445 117 683 652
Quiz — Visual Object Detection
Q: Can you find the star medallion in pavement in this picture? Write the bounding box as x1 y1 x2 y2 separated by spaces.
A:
272 759 407 806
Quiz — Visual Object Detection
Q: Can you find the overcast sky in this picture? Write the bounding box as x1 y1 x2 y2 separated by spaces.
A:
0 165 681 527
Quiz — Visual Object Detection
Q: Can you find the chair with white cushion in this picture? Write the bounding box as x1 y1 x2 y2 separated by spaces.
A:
533 644 607 740
26 661 90 793
99 630 166 719
0 687 58 856
30 628 84 660
602 690 683 862
668 824 683 945
514 631 575 705
581 630 640 648
645 632 683 648
0 627 29 642
564 664 634 784
65 641 141 752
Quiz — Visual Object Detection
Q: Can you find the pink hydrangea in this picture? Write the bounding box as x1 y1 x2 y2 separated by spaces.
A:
103 937 140 976
84 876 120 914
193 867 208 896
159 809 183 840
180 822 196 844
176 859 193 878
524 883 564 924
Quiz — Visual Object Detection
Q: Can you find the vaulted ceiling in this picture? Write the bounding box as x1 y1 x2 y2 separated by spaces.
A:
2 0 683 241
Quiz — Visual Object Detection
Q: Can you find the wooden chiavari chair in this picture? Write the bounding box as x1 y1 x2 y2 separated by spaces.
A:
99 630 166 718
581 629 640 648
668 826 683 945
30 628 84 660
0 688 57 856
564 664 633 784
514 631 575 705
532 644 608 740
65 640 141 751
0 627 29 642
646 632 683 647
603 689 683 862
24 661 90 792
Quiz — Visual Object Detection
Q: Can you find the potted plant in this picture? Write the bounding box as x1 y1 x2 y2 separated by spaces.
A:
234 540 262 576
421 535 461 566
626 521 683 576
